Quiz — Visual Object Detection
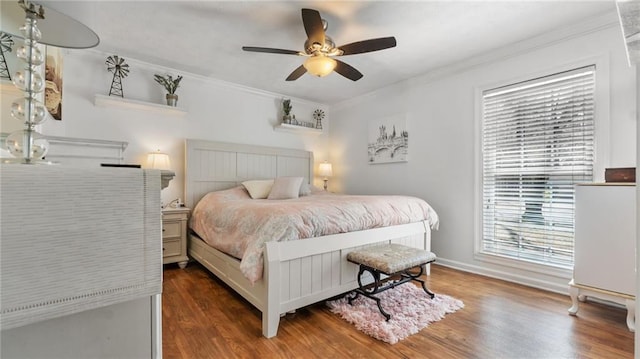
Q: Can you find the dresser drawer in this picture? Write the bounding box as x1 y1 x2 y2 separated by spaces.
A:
163 239 181 257
162 221 182 239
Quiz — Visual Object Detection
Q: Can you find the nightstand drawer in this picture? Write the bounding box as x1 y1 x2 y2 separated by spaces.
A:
162 221 182 239
163 239 181 257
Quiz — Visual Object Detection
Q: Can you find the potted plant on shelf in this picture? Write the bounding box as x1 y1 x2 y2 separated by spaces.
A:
282 99 292 124
154 74 183 106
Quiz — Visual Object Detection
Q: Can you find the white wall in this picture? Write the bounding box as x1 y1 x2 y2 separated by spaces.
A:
2 50 330 206
329 23 636 293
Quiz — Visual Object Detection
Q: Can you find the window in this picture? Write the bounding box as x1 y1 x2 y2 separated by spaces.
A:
481 66 595 268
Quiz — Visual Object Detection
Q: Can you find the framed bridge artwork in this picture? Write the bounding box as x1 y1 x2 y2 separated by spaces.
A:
367 114 408 164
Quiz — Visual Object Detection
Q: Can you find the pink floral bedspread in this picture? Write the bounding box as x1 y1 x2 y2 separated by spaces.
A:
189 186 439 284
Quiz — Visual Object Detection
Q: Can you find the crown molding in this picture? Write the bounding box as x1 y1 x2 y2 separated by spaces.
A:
333 10 620 111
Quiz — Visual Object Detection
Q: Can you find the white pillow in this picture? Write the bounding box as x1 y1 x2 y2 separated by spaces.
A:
268 177 303 200
242 179 274 199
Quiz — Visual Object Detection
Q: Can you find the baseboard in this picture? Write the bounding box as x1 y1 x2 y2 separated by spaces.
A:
435 259 627 310
435 258 570 295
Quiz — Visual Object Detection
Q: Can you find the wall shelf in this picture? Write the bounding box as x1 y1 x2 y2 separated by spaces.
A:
94 94 187 117
274 123 322 135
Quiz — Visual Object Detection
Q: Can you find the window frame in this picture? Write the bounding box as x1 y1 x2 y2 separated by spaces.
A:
473 56 610 277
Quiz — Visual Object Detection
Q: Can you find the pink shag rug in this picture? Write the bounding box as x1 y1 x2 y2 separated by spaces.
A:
326 284 463 344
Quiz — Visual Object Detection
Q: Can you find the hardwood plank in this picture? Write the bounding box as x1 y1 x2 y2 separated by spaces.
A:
162 263 633 358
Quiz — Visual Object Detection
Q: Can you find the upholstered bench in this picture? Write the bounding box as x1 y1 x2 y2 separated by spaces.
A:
346 243 436 321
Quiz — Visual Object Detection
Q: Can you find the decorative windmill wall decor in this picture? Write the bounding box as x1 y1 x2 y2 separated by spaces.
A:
0 32 14 80
105 55 129 97
313 109 325 129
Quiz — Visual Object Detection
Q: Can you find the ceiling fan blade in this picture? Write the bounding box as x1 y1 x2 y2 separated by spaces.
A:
242 46 301 55
338 37 397 56
334 59 363 81
285 65 307 81
301 8 325 47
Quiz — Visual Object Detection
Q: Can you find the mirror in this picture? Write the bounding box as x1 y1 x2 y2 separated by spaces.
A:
616 0 640 65
0 1 99 49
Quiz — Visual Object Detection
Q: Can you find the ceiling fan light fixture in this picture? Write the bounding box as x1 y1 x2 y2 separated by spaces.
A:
303 55 336 77
243 8 395 81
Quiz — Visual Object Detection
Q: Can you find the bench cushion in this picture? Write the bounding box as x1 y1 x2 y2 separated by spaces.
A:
347 243 436 274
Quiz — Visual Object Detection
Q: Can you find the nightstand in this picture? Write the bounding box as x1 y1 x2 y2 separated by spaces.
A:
162 207 190 269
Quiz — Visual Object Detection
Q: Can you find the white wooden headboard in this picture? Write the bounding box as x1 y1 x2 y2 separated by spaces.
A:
184 139 314 208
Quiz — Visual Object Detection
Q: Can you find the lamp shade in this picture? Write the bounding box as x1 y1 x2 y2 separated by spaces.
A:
318 162 333 177
303 56 337 77
147 151 171 170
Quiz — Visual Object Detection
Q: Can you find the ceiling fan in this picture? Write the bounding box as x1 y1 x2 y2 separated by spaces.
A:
242 8 396 81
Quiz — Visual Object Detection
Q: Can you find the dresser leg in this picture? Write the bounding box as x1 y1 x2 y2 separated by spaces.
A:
178 261 188 269
625 299 635 332
568 284 580 316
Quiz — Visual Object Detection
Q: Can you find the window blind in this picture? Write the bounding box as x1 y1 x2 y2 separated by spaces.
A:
481 66 595 268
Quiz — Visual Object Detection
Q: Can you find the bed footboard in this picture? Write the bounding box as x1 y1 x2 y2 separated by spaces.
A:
189 221 430 338
262 221 430 338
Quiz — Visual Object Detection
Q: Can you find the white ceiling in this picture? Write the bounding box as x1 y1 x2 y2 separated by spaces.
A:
37 1 616 105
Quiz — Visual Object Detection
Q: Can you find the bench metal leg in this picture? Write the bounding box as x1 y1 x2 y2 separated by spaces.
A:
401 265 435 299
348 262 435 321
348 290 391 321
348 266 393 320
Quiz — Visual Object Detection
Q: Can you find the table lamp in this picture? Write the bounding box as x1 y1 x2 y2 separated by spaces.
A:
318 162 333 191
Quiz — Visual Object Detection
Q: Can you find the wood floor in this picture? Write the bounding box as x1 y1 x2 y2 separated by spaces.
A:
162 263 633 359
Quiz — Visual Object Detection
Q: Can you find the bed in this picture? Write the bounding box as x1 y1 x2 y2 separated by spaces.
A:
184 139 437 338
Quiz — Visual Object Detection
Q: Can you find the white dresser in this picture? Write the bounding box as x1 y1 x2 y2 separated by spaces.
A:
0 165 163 358
569 183 636 331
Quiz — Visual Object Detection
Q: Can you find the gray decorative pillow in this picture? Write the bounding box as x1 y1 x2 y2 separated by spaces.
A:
268 177 303 200
299 182 312 196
